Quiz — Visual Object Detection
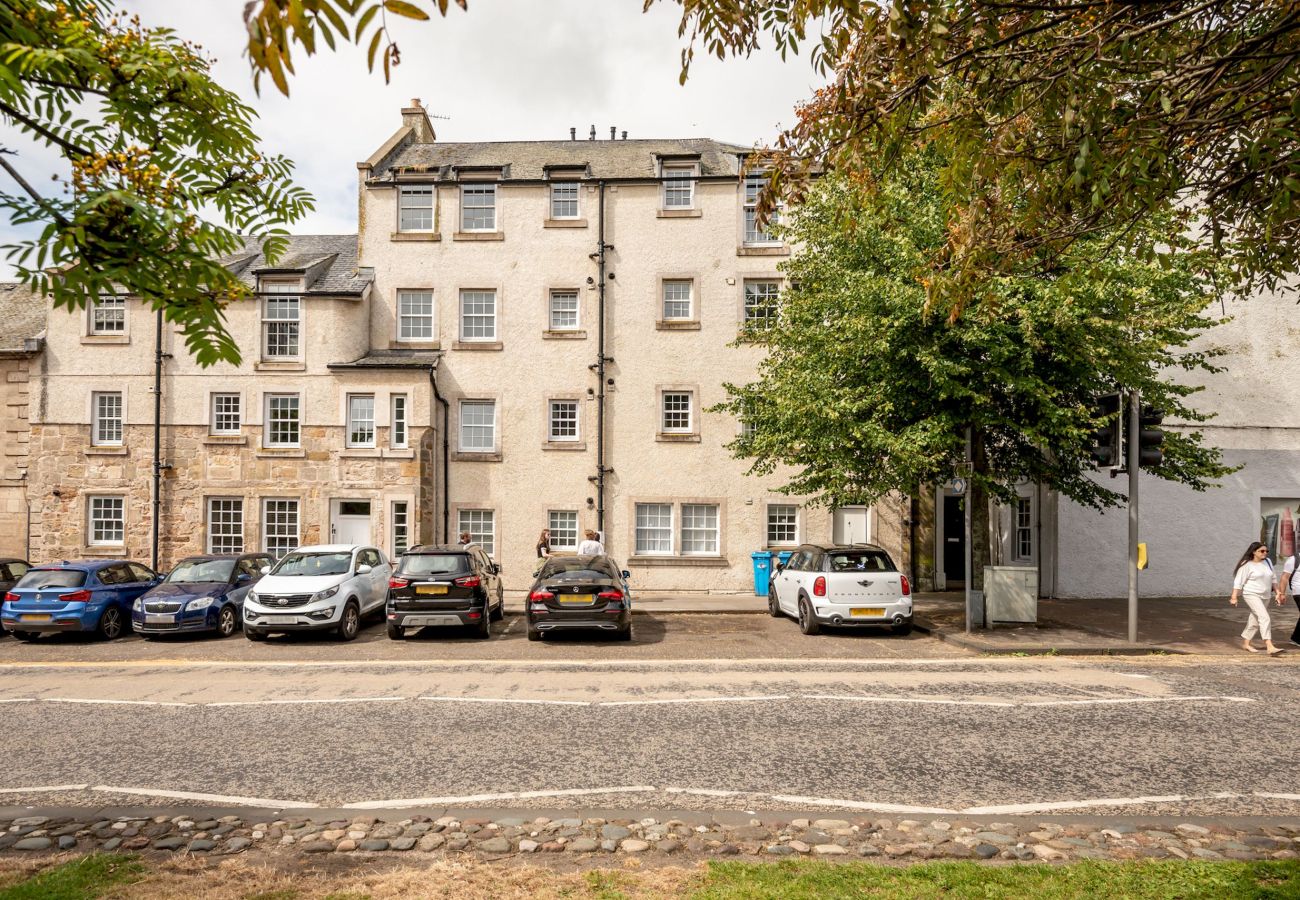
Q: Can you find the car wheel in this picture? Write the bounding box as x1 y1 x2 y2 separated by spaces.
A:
615 626 633 642
527 628 542 642
97 606 125 640
490 598 504 621
336 602 360 642
12 631 39 642
473 603 491 639
217 606 238 637
245 628 268 642
386 621 404 641
798 597 821 636
768 587 782 617
891 620 914 637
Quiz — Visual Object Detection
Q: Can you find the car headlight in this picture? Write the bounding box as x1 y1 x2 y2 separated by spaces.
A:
186 597 214 611
248 591 259 603
312 585 340 602
132 598 143 612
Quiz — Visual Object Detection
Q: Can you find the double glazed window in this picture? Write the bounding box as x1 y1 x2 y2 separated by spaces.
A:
461 184 497 231
1015 496 1034 561
681 504 720 555
459 400 496 452
548 400 579 442
549 290 579 331
92 391 123 446
90 296 125 334
767 504 798 545
262 498 300 559
391 395 408 448
397 290 434 340
207 498 244 554
458 509 495 553
261 285 300 359
392 500 410 557
635 503 674 555
211 393 241 435
399 186 434 231
88 495 125 545
634 502 721 556
550 182 579 219
743 175 781 244
347 394 375 448
264 394 300 447
662 280 693 321
460 289 497 341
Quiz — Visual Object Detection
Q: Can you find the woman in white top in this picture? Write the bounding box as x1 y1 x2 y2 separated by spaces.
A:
1230 541 1284 656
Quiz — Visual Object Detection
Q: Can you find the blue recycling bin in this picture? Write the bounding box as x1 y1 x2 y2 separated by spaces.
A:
777 551 793 569
751 551 774 596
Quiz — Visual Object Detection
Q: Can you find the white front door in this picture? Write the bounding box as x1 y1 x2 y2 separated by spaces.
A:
833 506 870 545
330 500 372 546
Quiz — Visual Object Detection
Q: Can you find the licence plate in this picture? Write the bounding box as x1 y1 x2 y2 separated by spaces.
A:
20 614 51 622
406 615 462 627
851 607 886 617
558 595 593 605
416 584 448 595
145 614 173 625
265 615 297 625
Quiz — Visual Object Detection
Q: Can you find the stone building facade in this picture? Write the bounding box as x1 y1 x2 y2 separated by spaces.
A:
0 282 45 560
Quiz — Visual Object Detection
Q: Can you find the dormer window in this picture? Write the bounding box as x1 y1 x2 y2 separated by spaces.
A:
398 185 434 232
461 184 497 232
261 282 301 360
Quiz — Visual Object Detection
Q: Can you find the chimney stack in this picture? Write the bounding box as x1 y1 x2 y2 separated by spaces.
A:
610 126 616 140
401 98 436 143
570 127 576 141
621 130 628 140
589 125 596 141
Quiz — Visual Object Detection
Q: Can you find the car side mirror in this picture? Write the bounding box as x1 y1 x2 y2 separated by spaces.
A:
621 570 631 579
492 563 501 575
260 565 270 575
356 563 374 575
236 573 251 584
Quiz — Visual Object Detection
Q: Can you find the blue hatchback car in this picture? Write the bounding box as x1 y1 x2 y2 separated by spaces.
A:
1 560 160 641
132 554 274 638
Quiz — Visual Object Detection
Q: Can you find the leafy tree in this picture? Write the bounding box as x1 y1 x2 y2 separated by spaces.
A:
1 1 313 365
719 156 1233 586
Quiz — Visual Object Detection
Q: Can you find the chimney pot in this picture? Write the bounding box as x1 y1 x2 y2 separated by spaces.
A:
589 124 596 141
621 130 628 140
610 126 616 140
411 98 421 108
570 127 576 141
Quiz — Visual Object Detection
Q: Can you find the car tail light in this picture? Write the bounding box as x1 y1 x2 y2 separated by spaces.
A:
3 592 17 603
388 577 410 589
901 575 911 596
813 576 826 597
597 590 624 601
454 575 481 588
528 590 555 601
59 590 92 603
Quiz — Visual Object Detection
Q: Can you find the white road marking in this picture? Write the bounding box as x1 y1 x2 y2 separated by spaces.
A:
1022 696 1255 707
0 657 1036 671
768 793 955 815
600 695 791 707
91 785 318 808
0 698 37 704
0 784 89 794
963 792 1241 815
342 786 659 809
1117 673 1153 679
40 697 193 707
206 697 406 707
809 695 1015 707
419 696 590 706
1255 792 1300 801
663 787 748 798
808 694 1253 708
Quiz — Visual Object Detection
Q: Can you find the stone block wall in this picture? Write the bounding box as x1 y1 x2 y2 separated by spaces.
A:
0 356 33 559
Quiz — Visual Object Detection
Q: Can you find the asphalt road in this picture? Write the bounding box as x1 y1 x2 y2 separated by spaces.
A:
2 615 1298 819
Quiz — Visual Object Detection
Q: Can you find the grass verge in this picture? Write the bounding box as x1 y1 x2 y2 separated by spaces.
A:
0 854 143 900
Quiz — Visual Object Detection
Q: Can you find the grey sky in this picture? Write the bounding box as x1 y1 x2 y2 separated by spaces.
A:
1 1 822 272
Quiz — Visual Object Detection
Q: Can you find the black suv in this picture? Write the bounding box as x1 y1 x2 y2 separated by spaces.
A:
386 543 504 639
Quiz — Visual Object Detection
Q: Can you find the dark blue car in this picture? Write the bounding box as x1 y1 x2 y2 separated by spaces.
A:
1 560 160 641
132 554 274 638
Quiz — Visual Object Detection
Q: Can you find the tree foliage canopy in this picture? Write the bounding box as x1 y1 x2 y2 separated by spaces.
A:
1 0 313 365
659 0 1300 309
721 156 1233 512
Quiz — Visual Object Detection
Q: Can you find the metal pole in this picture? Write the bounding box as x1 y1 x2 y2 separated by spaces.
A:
965 427 973 634
1127 389 1140 643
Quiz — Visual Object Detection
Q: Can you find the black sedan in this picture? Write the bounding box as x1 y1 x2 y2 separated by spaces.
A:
526 555 632 641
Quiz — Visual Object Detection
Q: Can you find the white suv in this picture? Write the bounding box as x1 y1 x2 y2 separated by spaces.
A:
243 545 391 642
769 543 913 635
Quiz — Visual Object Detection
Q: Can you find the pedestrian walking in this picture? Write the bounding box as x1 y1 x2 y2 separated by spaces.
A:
1277 547 1300 648
1230 541 1284 656
577 529 604 556
536 528 551 559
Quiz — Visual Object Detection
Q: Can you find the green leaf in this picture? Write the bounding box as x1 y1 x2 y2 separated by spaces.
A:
383 0 430 20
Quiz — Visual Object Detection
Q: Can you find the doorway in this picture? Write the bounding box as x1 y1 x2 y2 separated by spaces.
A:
941 495 966 589
833 506 870 545
330 499 372 546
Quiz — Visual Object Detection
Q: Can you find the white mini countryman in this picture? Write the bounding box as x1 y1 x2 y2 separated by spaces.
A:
768 543 913 636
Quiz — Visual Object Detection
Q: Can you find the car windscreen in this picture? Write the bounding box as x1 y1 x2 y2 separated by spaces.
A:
398 554 466 577
539 557 612 579
271 552 353 577
13 569 87 590
826 550 894 572
167 559 236 583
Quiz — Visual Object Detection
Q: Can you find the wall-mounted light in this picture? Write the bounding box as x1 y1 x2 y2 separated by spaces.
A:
586 497 595 508
586 276 594 285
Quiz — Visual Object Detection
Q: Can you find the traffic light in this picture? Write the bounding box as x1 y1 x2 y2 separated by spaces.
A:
1135 404 1164 468
1088 393 1123 469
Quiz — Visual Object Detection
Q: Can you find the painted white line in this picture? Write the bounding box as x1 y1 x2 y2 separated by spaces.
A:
1255 792 1300 801
206 697 406 707
0 698 37 704
1022 696 1255 707
0 784 90 795
807 694 1015 707
1117 673 1153 679
768 793 955 815
807 694 1253 708
91 785 318 808
342 786 659 810
600 695 791 707
663 787 747 798
962 792 1242 815
0 657 1037 671
40 697 193 707
418 696 590 706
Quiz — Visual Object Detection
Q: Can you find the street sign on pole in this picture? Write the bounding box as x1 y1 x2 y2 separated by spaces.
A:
1127 390 1140 643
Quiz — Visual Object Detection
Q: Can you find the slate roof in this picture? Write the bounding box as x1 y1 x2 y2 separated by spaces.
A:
327 350 443 370
217 235 373 296
0 282 47 353
371 138 755 182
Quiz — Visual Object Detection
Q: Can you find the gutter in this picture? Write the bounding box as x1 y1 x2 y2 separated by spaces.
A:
428 367 450 543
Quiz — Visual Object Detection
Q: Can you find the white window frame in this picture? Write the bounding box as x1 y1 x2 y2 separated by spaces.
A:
635 503 674 556
457 508 495 554
91 391 123 446
458 399 496 453
391 394 409 449
206 498 245 554
347 394 376 448
459 289 497 341
550 181 580 219
1014 495 1035 563
743 174 782 245
661 280 694 321
89 295 126 335
767 504 798 546
88 495 125 546
548 399 580 443
264 393 301 448
680 503 720 556
548 510 579 550
661 391 694 434
261 498 300 559
662 163 697 209
743 280 780 327
548 289 580 331
210 393 241 436
260 284 301 360
391 500 411 557
396 290 435 341
460 184 497 232
398 185 434 232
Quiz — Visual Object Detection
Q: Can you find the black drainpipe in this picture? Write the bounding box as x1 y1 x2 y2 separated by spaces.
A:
151 308 170 572
428 366 450 543
594 181 610 539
